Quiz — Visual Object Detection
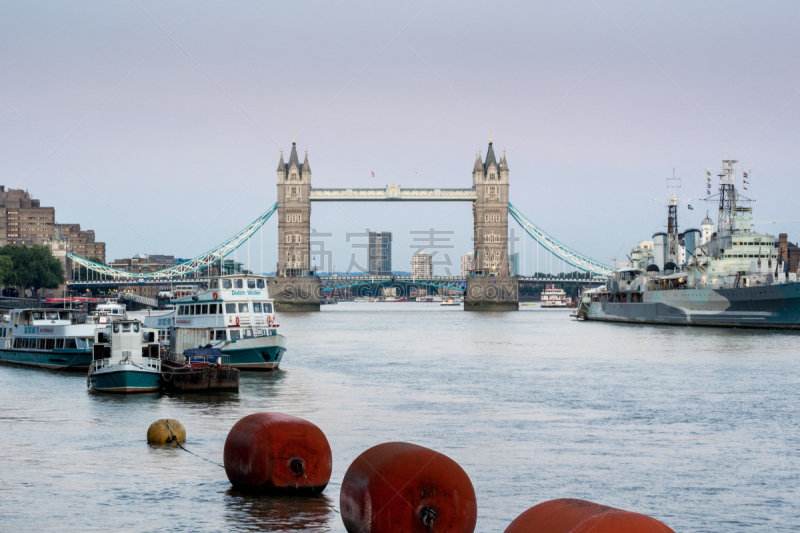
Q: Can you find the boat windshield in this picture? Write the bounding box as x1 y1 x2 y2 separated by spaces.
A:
222 280 232 289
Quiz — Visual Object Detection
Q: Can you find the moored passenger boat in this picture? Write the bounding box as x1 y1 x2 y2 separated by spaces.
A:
88 319 161 393
138 274 286 370
0 308 98 371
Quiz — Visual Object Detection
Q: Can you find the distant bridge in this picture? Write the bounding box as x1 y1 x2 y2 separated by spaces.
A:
68 274 606 293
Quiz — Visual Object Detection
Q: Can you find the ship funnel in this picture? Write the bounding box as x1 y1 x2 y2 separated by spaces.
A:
683 229 700 263
652 232 667 271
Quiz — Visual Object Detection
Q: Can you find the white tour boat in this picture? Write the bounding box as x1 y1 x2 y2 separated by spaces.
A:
137 274 286 371
540 285 572 308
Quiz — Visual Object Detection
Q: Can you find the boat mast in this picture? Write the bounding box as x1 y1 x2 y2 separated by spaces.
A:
717 149 738 237
667 171 680 263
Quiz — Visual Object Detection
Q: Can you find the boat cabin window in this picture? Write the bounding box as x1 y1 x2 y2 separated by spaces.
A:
235 279 244 289
222 279 232 289
247 279 256 289
133 323 140 333
201 304 208 314
113 324 120 333
253 303 262 313
122 324 131 332
47 312 58 320
210 280 219 289
242 329 253 338
37 339 45 349
56 339 64 349
257 279 265 289
238 303 248 313
214 330 226 340
229 330 240 340
263 303 273 314
209 304 217 314
225 303 236 314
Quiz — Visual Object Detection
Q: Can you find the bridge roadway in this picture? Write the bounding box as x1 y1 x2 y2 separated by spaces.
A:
67 275 606 289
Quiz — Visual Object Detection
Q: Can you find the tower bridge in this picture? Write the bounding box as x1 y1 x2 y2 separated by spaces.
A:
66 138 613 311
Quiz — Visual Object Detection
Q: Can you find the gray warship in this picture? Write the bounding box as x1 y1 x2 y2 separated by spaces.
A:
576 156 800 329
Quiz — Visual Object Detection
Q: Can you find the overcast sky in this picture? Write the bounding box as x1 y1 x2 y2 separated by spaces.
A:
2 1 799 274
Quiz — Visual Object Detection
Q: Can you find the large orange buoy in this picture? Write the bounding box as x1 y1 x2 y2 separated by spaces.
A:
340 442 477 533
503 498 675 533
223 412 332 494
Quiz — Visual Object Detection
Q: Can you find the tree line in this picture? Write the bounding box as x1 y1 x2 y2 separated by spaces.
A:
0 245 65 297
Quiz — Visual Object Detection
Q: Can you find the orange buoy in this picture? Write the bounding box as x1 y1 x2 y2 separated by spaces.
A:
340 442 477 533
503 498 675 533
223 412 332 494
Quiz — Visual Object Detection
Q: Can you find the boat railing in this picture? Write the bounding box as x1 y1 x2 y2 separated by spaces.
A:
94 355 161 371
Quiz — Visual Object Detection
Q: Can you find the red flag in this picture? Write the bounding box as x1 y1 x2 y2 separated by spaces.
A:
371 171 375 177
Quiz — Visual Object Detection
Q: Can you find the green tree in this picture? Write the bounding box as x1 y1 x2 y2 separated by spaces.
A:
0 245 65 296
0 255 13 287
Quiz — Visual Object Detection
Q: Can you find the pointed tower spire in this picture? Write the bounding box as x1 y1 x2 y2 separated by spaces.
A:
484 139 497 169
302 149 311 174
277 149 285 172
288 140 300 167
473 151 483 173
500 149 509 170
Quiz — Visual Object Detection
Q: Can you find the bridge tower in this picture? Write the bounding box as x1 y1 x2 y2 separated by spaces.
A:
277 140 312 276
472 138 509 275
465 138 519 310
270 139 321 311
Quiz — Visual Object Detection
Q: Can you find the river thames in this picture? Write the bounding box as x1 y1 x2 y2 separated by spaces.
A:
1 303 798 532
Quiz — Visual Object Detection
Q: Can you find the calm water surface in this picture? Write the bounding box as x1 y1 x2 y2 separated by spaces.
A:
1 304 799 532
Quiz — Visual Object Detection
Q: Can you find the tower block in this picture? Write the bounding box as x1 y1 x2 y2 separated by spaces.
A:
465 138 519 311
269 140 321 311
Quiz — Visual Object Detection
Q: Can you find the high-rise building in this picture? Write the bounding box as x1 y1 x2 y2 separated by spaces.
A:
55 224 106 263
461 254 474 276
412 251 432 277
0 187 54 245
508 252 519 276
0 186 106 264
368 232 392 275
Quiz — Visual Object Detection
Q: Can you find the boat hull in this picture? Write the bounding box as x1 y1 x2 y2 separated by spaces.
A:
90 367 161 393
0 349 93 371
583 282 800 329
221 334 287 371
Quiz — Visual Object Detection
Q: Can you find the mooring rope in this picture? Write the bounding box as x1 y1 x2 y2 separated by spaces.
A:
165 420 224 468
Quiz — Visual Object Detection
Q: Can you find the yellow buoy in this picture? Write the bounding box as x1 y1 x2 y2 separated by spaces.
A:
147 419 186 444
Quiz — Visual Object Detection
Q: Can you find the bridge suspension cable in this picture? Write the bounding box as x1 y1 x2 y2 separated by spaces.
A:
508 203 614 277
67 202 278 280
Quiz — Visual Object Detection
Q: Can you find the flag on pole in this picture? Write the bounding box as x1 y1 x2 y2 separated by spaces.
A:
743 171 748 178
688 204 694 210
706 170 710 176
414 170 418 176
706 190 710 195
371 171 375 177
743 185 747 190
